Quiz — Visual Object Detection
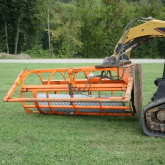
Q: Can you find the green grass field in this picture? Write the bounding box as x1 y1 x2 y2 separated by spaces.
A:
0 63 165 165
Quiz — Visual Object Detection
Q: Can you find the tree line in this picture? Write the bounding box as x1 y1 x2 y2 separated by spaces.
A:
1 0 165 58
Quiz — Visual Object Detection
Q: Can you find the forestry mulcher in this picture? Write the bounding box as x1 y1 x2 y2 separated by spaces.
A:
4 17 165 137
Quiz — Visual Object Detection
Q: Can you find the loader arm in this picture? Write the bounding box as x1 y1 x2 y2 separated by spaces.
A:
101 17 165 66
114 19 165 61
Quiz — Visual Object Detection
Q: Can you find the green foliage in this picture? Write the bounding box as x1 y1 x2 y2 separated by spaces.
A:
0 0 47 54
78 0 123 58
128 0 165 58
1 0 165 58
51 0 123 58
133 0 165 18
24 45 49 58
50 0 165 59
51 2 83 58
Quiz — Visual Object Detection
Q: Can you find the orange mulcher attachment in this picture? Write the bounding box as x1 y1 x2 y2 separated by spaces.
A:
4 64 142 117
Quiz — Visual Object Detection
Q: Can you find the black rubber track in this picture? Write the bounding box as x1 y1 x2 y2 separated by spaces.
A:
141 99 165 137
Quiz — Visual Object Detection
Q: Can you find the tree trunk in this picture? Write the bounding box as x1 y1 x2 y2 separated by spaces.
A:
14 13 21 55
5 21 9 54
47 8 51 58
4 0 9 54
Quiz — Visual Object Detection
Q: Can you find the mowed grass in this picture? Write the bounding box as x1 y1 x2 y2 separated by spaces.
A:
0 63 165 165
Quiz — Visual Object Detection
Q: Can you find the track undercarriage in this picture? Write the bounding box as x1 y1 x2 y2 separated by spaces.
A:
141 101 165 137
141 71 165 137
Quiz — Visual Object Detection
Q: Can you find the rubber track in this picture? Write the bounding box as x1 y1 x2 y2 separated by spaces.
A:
141 99 165 137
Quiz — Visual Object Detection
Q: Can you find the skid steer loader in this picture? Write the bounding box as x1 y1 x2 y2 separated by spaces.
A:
4 17 165 137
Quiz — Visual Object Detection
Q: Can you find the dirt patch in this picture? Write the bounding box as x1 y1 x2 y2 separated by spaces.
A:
0 53 31 59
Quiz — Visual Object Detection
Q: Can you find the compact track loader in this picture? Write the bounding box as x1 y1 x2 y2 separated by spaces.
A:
4 17 165 137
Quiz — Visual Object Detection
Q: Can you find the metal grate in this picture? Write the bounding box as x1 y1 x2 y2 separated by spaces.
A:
37 94 125 113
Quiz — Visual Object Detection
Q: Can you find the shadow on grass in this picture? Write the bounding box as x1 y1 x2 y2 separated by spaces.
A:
28 112 142 135
31 112 139 122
